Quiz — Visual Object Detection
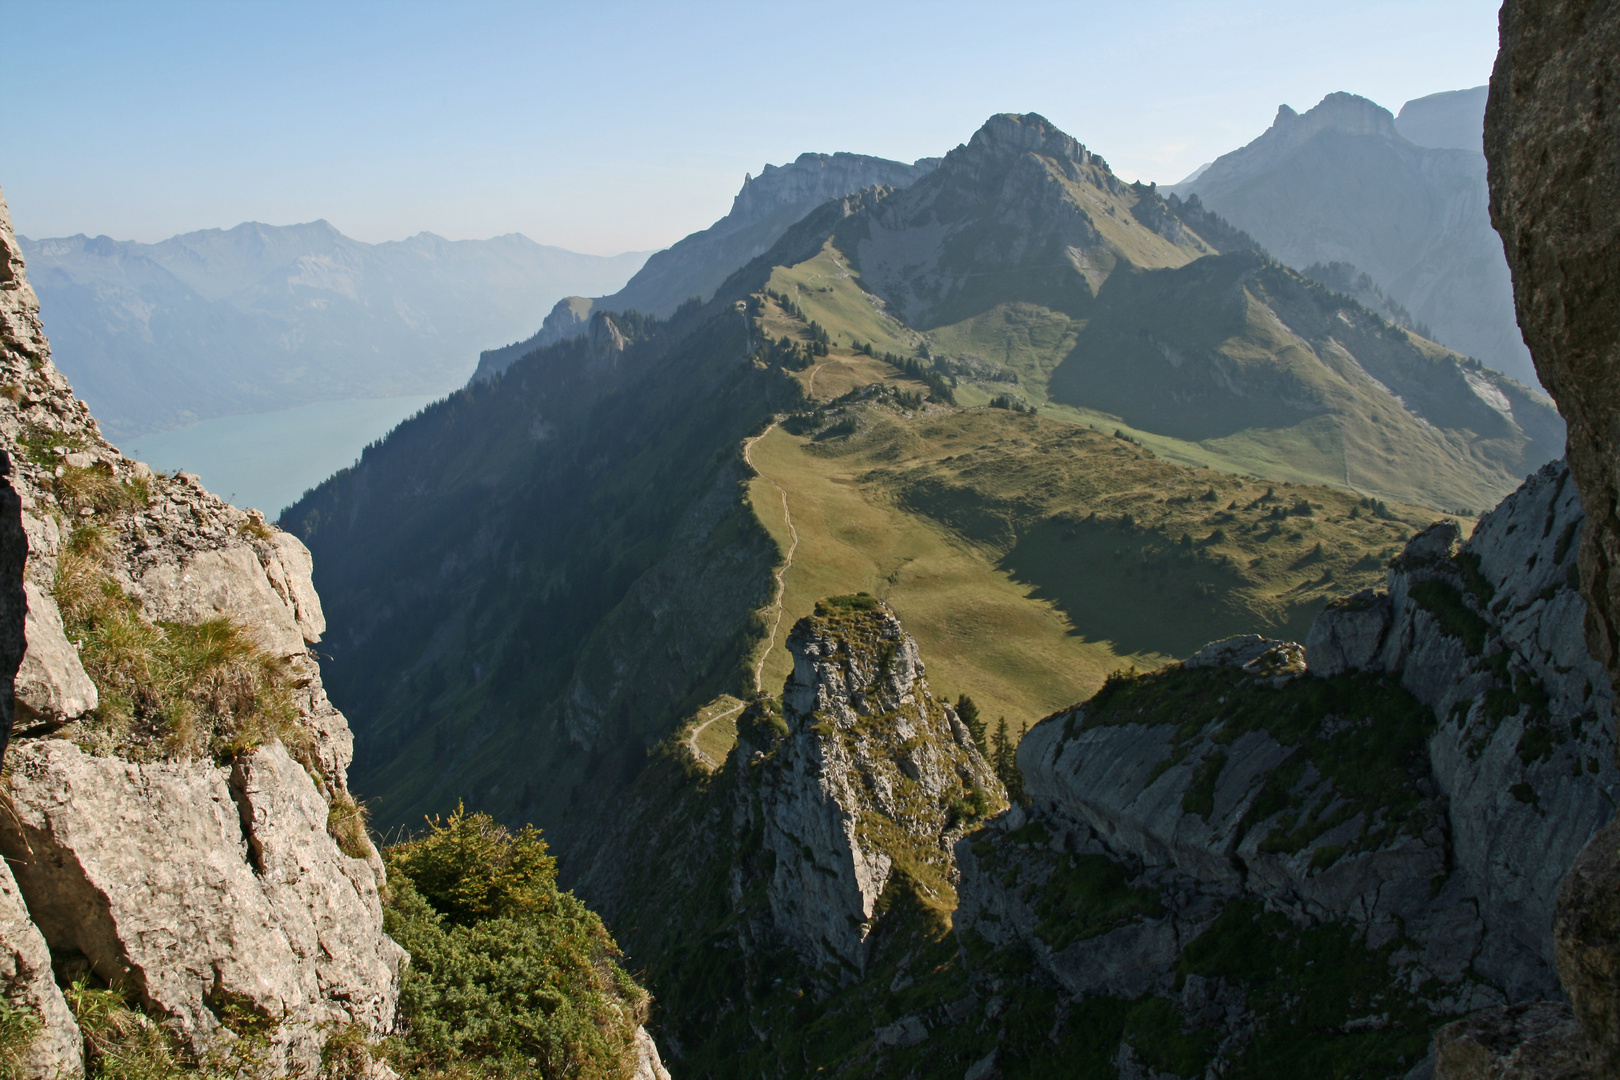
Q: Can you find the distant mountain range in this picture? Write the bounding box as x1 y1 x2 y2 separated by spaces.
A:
1167 88 1533 388
20 223 649 438
471 151 938 380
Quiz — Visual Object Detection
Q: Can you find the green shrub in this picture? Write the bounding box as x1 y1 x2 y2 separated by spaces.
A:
382 805 646 1079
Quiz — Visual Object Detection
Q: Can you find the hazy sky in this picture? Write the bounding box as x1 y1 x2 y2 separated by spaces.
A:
0 0 1501 254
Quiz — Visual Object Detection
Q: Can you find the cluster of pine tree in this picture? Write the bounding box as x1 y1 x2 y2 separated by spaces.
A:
991 394 1035 414
853 343 958 405
758 333 828 371
955 694 1024 803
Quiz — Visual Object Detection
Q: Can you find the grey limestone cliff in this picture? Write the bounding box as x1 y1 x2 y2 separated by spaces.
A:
0 182 405 1075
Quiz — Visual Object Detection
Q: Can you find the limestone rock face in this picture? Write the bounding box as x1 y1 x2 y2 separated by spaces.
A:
14 580 96 721
134 545 309 658
0 739 404 1071
1008 459 1614 1014
0 180 404 1071
632 1025 673 1080
1487 0 1620 690
746 602 1002 970
1486 7 1620 1073
0 858 82 1077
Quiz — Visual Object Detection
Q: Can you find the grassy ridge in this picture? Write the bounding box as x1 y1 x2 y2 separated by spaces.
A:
740 400 1433 742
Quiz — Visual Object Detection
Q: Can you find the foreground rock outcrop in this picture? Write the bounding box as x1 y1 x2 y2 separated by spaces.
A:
2 740 403 1068
984 459 1613 1075
1470 3 1620 1075
747 599 1003 970
0 181 405 1074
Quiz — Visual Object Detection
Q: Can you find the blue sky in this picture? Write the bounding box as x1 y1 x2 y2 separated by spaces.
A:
0 0 1501 254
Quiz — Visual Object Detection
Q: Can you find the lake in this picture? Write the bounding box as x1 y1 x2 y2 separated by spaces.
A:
122 394 441 519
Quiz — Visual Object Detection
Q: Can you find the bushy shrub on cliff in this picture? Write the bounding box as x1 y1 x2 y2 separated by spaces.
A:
381 804 648 1079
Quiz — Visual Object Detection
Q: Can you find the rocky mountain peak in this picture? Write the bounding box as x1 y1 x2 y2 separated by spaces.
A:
960 111 1098 168
749 597 1002 971
1288 91 1400 139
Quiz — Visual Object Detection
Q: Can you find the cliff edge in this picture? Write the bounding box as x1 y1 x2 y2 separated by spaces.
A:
0 182 404 1075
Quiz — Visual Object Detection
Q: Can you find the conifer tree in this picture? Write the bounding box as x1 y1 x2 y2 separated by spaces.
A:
991 716 1025 803
955 694 985 747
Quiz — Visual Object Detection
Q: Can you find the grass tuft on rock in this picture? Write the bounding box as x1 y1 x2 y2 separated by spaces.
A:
0 997 40 1080
53 526 303 764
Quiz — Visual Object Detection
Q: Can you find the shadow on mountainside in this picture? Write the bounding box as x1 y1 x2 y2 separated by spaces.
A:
999 515 1324 659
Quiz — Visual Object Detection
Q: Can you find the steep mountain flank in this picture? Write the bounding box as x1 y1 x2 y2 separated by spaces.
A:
1043 250 1554 512
285 261 810 836
22 221 647 437
1452 2 1620 1076
472 152 936 380
1173 91 1534 388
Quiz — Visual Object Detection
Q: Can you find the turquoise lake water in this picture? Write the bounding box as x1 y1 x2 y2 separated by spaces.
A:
123 394 441 519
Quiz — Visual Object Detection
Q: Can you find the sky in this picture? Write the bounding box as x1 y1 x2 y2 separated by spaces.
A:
0 0 1503 255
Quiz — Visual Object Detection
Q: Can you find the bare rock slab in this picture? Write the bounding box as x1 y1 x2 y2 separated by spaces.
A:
0 739 402 1068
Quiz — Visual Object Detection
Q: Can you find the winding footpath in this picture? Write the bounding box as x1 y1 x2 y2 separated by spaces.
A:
685 699 745 767
743 420 799 692
683 421 801 769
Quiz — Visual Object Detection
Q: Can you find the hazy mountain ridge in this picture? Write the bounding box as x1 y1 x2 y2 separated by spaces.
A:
1170 90 1533 388
471 151 938 380
1396 85 1488 151
21 221 649 437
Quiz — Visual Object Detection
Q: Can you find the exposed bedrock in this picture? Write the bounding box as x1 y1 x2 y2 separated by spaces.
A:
1479 2 1620 1075
1004 460 1612 1036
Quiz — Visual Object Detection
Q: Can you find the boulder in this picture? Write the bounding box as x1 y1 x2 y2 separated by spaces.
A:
1307 590 1392 676
134 546 307 658
0 739 403 1071
14 581 97 722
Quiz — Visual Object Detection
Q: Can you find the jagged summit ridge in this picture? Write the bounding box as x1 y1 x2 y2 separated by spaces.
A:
472 150 938 378
730 151 937 224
